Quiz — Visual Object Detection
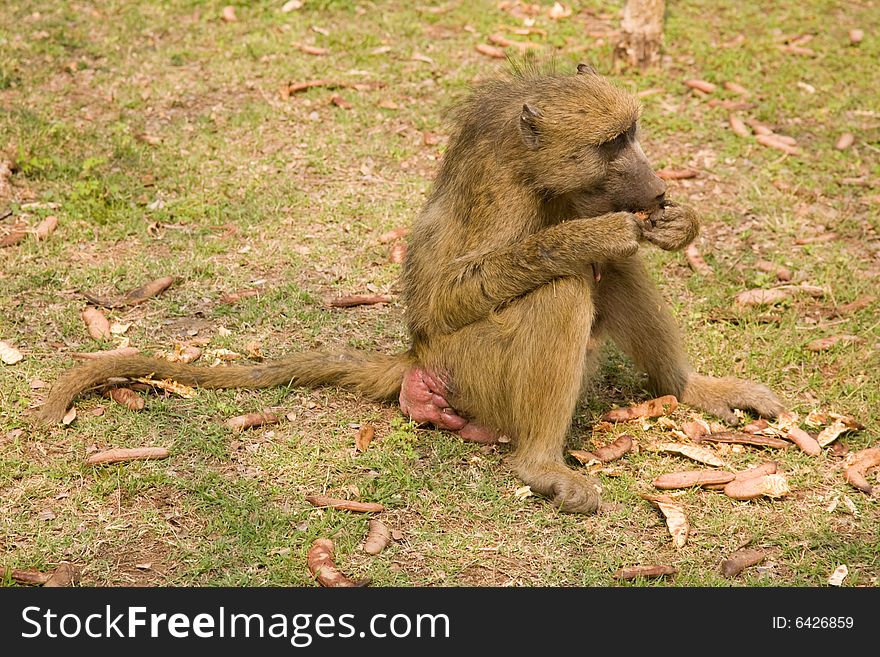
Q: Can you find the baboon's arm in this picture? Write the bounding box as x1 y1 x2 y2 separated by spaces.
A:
429 211 641 333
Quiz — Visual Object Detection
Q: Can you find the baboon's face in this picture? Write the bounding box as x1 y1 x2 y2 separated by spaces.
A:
517 70 666 218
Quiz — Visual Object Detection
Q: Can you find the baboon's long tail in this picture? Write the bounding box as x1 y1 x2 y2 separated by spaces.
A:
35 351 411 425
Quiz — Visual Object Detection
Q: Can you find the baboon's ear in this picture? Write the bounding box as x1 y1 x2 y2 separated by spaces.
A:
520 103 542 150
577 63 597 75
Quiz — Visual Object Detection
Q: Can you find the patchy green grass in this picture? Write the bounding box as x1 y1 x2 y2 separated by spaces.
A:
1 0 877 587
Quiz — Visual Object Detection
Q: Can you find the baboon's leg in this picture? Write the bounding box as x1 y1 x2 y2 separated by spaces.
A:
594 257 784 423
417 277 601 513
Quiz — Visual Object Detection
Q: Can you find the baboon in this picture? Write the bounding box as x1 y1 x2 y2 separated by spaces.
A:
37 65 784 513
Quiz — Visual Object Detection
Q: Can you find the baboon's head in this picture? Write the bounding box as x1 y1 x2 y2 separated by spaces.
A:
515 65 667 215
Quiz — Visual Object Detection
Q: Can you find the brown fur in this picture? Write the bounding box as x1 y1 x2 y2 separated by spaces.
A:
36 66 784 514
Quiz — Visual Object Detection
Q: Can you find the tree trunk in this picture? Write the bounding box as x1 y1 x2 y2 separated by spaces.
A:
614 0 666 69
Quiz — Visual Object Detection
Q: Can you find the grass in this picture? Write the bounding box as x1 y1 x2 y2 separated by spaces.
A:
1 0 877 587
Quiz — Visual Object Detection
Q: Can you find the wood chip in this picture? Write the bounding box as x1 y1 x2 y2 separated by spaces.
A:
613 564 677 580
329 294 393 308
835 133 855 150
698 432 791 449
219 289 260 304
723 81 750 96
684 243 712 276
756 134 799 155
81 306 111 340
728 114 750 137
72 346 140 359
225 412 279 433
363 519 392 555
805 335 863 352
602 395 677 422
8 568 52 586
653 470 735 489
108 387 145 411
656 168 698 180
721 549 766 577
684 79 716 93
844 447 880 494
475 43 506 58
734 288 790 306
34 215 58 240
307 538 368 587
305 495 384 513
85 447 170 465
43 562 81 587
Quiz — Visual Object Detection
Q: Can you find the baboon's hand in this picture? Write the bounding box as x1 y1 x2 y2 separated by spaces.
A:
602 212 644 260
641 201 700 252
681 374 786 425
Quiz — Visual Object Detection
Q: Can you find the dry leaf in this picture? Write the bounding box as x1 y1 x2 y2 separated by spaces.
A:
602 395 677 422
355 423 375 453
34 215 58 240
643 495 689 548
134 377 196 398
653 470 735 489
514 485 534 500
85 447 170 465
547 2 571 19
61 407 77 426
681 418 710 441
411 52 434 64
684 243 712 276
221 5 237 22
308 538 367 587
684 79 716 94
329 294 392 308
742 418 770 434
363 519 391 555
656 168 698 180
0 340 23 365
108 387 145 411
281 0 303 11
613 565 677 580
305 495 384 513
656 442 727 467
225 412 279 433
81 306 111 340
721 549 766 577
817 418 861 447
827 564 848 587
206 348 242 365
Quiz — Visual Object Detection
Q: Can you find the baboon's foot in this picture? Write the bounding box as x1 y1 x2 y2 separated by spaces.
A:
399 367 502 444
515 463 602 514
